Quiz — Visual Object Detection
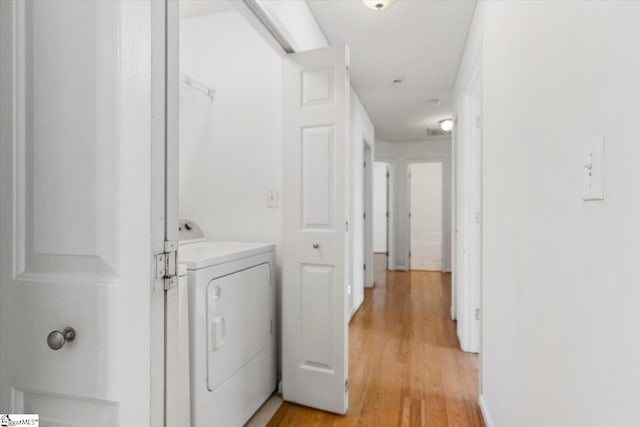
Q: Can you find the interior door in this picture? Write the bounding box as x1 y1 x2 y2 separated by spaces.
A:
409 162 444 271
0 1 163 425
282 45 350 414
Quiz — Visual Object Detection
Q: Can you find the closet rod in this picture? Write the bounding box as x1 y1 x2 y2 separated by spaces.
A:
179 73 215 100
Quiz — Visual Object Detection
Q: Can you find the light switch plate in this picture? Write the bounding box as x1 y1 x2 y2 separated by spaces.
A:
583 134 605 201
267 189 279 208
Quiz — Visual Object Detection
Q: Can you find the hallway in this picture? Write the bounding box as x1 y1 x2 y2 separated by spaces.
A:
268 270 483 427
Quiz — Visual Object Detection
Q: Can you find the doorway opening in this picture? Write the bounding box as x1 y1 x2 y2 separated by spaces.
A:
408 161 444 272
172 1 284 425
363 141 374 290
373 161 391 284
171 0 354 421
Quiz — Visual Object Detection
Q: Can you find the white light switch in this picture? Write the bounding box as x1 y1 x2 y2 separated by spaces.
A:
267 189 279 208
583 134 605 201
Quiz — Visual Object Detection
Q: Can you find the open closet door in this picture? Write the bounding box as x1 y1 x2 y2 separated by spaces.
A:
282 45 350 415
0 1 166 425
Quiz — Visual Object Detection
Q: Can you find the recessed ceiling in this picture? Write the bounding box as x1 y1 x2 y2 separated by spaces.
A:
180 0 234 20
307 0 476 141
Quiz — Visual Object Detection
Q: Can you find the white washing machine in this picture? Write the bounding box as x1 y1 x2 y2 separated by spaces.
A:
179 220 276 427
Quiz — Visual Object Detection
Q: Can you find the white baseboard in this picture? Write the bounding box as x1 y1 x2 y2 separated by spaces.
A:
479 395 495 427
396 265 408 271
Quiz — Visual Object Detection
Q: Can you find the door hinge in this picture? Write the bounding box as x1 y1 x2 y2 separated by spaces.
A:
345 221 349 232
476 116 481 128
156 240 178 290
363 161 366 168
363 263 366 271
363 212 366 220
345 379 349 393
409 251 412 258
475 308 480 320
475 211 481 224
386 211 389 218
386 172 390 179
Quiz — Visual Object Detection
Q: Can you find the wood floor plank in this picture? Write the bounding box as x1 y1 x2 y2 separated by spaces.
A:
266 268 484 427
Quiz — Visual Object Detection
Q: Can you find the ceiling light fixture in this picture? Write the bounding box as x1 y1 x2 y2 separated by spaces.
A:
439 119 454 132
362 0 396 11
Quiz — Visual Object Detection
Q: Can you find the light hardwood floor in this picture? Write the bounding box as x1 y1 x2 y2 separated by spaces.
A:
267 268 484 427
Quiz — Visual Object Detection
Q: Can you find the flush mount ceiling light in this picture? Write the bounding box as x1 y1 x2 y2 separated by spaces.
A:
362 0 396 11
439 119 454 132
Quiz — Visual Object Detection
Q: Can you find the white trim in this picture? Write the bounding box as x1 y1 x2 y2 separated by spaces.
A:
240 0 294 54
232 1 288 57
395 265 408 271
363 140 375 288
479 395 495 427
452 42 482 354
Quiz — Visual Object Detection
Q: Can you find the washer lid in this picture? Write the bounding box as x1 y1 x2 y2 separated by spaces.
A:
179 241 275 270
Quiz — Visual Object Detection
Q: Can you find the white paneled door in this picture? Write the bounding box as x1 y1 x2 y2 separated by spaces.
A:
0 1 164 425
409 162 443 271
282 45 350 414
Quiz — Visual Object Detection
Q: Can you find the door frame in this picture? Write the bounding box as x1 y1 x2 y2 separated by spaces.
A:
150 1 172 425
363 140 374 288
372 161 391 270
166 0 352 415
407 160 445 272
374 159 395 271
452 46 482 354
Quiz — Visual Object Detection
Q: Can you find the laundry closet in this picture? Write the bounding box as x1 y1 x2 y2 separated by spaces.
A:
169 0 375 423
175 1 283 426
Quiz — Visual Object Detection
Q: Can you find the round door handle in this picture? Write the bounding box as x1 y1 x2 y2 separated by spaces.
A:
313 243 320 249
47 327 76 351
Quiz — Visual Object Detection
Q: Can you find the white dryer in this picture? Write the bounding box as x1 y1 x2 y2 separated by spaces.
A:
179 220 276 427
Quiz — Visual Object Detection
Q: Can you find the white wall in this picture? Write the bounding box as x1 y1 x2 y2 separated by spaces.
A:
458 2 640 426
373 162 388 253
376 138 452 272
179 10 283 265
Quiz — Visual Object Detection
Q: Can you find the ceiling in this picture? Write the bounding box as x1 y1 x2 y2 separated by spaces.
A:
307 0 476 142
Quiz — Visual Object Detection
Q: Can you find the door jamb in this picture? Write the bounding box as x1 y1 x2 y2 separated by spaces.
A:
363 140 374 288
453 46 482 354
